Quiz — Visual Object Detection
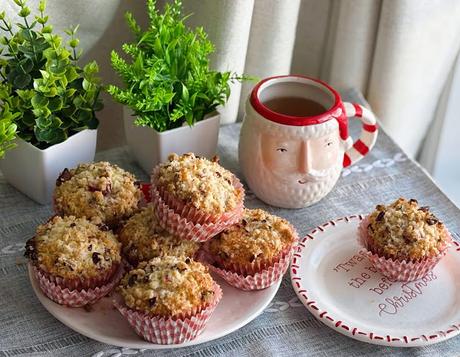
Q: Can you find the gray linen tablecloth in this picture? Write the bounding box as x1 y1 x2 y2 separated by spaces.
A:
1 89 459 356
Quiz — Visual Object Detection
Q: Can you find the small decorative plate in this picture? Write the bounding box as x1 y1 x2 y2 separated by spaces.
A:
290 215 460 347
29 266 281 349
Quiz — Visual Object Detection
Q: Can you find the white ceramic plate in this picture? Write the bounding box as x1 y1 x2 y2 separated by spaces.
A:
29 265 281 349
290 215 460 347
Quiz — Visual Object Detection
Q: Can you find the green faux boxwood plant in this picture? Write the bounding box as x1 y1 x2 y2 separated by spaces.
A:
108 0 246 133
0 0 103 158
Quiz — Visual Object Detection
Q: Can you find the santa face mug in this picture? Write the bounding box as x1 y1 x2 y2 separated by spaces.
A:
239 75 378 208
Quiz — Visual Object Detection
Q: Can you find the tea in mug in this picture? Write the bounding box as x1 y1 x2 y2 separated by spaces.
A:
263 97 327 117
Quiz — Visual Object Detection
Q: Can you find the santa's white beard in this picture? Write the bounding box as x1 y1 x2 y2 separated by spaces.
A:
239 115 345 208
246 160 342 208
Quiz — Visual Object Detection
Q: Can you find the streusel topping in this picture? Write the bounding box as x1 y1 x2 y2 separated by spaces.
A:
155 153 242 214
118 204 199 265
209 208 296 265
367 198 449 260
54 162 142 225
118 256 215 316
25 216 121 279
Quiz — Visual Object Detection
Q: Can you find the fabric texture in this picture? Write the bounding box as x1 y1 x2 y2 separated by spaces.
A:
1 89 459 356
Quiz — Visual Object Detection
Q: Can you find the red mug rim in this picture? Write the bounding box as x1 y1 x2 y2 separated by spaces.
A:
250 75 342 126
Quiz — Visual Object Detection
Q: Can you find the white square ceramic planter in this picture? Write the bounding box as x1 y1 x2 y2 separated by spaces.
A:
123 108 220 173
0 129 97 204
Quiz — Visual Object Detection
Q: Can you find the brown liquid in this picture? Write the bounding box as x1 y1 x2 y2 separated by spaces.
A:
263 97 327 117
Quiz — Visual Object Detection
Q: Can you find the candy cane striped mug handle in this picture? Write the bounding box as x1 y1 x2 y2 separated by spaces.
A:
342 103 378 167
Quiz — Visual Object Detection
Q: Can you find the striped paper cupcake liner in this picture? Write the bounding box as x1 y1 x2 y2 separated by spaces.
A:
151 186 243 242
33 264 124 307
205 248 293 291
39 263 120 290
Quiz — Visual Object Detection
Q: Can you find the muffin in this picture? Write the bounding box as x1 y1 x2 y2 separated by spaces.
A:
118 204 199 266
206 208 297 290
54 162 142 226
155 152 243 216
150 153 244 242
25 215 122 306
358 198 451 281
114 256 222 344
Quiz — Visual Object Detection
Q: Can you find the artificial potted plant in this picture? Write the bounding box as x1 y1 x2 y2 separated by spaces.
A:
108 0 245 173
0 0 103 204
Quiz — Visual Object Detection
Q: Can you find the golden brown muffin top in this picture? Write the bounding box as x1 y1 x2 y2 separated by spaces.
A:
367 198 449 260
118 204 199 266
155 153 242 215
25 215 121 280
209 208 296 266
54 161 142 225
117 256 216 316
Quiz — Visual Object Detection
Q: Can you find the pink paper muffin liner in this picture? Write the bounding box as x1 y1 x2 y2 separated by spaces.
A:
151 186 243 242
39 263 120 290
213 242 295 275
200 247 293 291
113 282 222 344
358 216 451 282
33 264 124 307
151 166 245 225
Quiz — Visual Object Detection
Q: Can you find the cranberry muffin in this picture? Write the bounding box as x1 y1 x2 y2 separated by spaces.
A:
117 256 218 317
153 153 244 221
54 162 142 226
118 204 199 266
115 256 222 343
208 208 297 274
366 198 450 261
359 198 452 282
25 215 121 290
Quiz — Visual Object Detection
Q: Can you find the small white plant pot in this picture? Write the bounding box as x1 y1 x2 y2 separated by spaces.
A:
123 108 220 173
0 129 97 204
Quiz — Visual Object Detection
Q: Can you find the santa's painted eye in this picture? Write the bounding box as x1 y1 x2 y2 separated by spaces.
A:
277 148 287 152
326 141 333 147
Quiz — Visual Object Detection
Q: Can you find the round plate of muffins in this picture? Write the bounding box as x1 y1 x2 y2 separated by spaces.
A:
291 198 460 347
26 153 298 348
28 265 281 349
